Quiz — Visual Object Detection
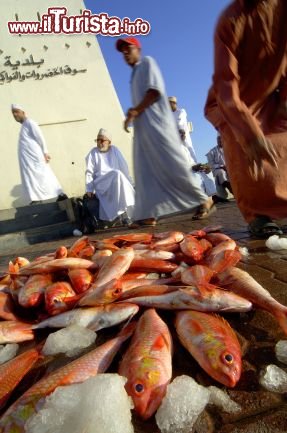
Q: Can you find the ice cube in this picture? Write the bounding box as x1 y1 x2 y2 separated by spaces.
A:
259 364 287 393
156 375 210 433
266 235 287 251
208 386 241 414
42 325 96 357
25 374 134 433
275 340 287 365
0 344 19 364
146 273 160 279
238 247 249 257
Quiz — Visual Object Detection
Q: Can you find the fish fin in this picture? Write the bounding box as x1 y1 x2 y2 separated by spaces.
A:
151 335 167 351
196 283 215 296
189 320 205 334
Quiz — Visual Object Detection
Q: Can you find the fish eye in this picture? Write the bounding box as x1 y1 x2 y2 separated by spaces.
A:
134 383 144 393
223 353 234 364
113 288 122 296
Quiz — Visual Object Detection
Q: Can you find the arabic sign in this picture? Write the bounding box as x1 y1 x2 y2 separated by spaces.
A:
0 54 87 85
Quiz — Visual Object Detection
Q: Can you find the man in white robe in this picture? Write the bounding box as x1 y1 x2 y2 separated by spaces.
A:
206 135 233 199
168 96 197 163
12 104 65 204
169 97 217 199
116 37 214 224
85 128 135 224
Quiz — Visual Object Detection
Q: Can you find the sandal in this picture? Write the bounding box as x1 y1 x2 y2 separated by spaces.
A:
248 216 283 239
128 218 157 229
192 203 217 221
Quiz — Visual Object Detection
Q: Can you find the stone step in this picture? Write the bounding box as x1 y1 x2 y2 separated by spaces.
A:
0 209 68 235
0 221 77 254
0 200 62 221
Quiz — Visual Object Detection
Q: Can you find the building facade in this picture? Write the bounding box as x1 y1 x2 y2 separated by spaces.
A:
0 0 132 209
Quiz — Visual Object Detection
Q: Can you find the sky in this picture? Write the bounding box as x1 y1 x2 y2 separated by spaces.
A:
85 0 231 162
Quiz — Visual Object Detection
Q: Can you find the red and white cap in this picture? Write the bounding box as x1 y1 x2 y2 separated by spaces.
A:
116 37 141 52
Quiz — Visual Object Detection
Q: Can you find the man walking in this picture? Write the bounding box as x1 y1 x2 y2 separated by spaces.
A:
12 104 65 204
116 37 214 224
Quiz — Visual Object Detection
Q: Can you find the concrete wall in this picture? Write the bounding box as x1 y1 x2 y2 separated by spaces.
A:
0 0 132 210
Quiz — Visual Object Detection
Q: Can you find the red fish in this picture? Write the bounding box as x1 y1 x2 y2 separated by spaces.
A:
217 267 287 335
78 279 123 306
92 248 135 288
205 233 233 246
54 246 68 259
181 265 215 295
124 286 252 312
175 311 242 387
68 269 93 294
199 238 213 253
45 282 76 315
78 245 96 259
0 347 41 408
19 258 95 275
113 233 153 243
130 258 177 273
180 235 204 262
18 274 53 308
152 231 184 247
0 292 18 321
119 309 172 419
68 236 90 257
0 321 34 344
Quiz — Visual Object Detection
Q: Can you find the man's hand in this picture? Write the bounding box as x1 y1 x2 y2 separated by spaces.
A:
244 136 278 179
44 153 51 163
124 108 139 132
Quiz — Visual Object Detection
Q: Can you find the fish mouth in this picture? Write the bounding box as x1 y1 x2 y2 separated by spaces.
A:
221 369 241 388
135 387 167 420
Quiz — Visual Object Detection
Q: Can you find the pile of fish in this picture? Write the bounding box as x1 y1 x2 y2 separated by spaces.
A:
0 227 286 432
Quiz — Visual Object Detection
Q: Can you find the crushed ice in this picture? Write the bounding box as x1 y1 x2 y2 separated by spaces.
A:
259 364 287 393
156 377 241 433
42 325 96 357
275 340 287 365
0 343 19 364
156 375 210 433
25 374 134 433
266 235 287 251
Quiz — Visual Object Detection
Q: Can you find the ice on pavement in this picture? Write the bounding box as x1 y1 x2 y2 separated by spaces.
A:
42 325 96 357
259 364 287 393
155 375 210 433
266 235 287 251
238 247 249 257
208 386 241 413
0 343 19 364
275 340 287 365
25 374 134 433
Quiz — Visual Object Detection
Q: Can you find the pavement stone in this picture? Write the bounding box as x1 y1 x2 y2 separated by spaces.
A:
1 201 287 433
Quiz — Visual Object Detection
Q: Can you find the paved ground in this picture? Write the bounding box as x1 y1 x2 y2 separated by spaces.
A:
1 201 287 433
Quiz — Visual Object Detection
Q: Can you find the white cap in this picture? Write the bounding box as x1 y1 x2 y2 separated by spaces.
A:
11 104 24 111
97 128 112 141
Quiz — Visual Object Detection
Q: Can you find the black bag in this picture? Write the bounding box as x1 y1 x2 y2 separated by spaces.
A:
72 195 100 234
